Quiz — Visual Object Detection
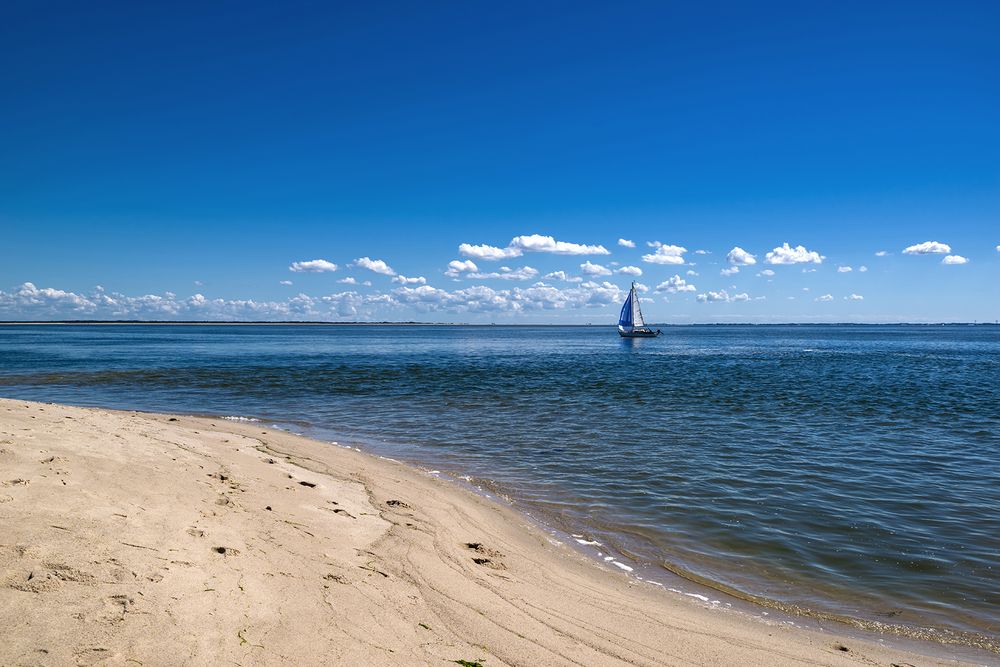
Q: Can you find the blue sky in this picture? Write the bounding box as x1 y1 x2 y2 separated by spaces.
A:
1 0 998 322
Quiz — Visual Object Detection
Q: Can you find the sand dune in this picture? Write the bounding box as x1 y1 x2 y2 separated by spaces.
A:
0 398 980 666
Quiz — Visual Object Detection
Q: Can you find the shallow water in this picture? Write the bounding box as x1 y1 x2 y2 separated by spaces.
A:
1 324 997 646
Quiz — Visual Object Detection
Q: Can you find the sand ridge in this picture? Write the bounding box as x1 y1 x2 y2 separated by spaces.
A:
0 398 983 666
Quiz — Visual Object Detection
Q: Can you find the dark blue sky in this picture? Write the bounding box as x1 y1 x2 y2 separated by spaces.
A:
2 1 997 321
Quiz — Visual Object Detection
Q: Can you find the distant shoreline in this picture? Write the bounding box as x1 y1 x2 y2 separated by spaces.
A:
1 321 997 327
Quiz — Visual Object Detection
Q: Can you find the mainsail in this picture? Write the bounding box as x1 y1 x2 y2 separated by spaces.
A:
631 284 645 327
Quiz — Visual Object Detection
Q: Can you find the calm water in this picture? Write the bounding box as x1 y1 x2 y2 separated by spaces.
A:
1 324 998 647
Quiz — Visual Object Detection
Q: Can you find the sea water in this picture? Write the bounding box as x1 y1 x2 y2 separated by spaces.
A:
1 324 997 648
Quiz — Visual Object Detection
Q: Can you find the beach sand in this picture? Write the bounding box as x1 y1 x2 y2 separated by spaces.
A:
0 398 980 666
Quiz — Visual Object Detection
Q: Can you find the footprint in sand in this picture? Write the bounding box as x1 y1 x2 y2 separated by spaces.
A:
464 542 507 570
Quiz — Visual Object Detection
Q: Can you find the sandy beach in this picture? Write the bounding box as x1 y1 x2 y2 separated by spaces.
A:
0 397 984 666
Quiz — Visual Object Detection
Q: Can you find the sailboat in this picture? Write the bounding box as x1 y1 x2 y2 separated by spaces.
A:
618 282 661 337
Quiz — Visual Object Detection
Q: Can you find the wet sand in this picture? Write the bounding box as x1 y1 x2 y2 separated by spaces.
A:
0 398 982 666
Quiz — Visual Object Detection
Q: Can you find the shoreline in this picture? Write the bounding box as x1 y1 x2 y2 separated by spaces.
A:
0 398 992 666
271 415 999 655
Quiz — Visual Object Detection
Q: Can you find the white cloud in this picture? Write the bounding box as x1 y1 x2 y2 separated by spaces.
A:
615 265 643 276
353 257 396 276
444 259 479 277
618 238 636 248
996 245 1000 252
467 266 540 281
641 244 687 265
459 235 609 261
509 234 609 256
633 282 649 293
726 246 757 266
757 269 775 277
694 249 710 255
875 250 889 257
289 259 338 273
696 289 749 303
858 265 868 272
337 277 358 285
580 261 613 276
279 280 293 286
656 275 696 293
815 294 834 302
541 270 581 283
903 241 950 255
458 243 521 261
765 243 823 265
392 275 428 285
846 294 864 300
942 255 968 265
720 266 739 276
837 266 853 273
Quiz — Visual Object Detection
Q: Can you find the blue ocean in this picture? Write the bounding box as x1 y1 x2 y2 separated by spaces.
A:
1 324 997 649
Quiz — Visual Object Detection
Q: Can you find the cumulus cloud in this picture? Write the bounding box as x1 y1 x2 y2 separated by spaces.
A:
618 238 636 248
837 266 852 273
289 259 338 273
541 270 581 283
0 282 381 321
875 250 889 257
457 243 521 261
509 234 609 256
858 265 868 272
641 244 687 265
392 275 428 285
694 249 710 255
942 255 968 265
815 294 834 302
615 265 642 276
656 275 696 293
696 289 749 303
279 280 293 286
846 294 864 300
460 235 609 261
337 277 358 285
444 259 479 278
903 241 950 255
353 257 396 276
0 279 636 321
765 243 823 265
580 261 612 276
726 246 757 266
757 269 775 277
720 266 740 276
467 266 540 281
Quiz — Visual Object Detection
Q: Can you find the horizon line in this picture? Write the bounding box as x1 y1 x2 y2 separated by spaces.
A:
1 320 998 327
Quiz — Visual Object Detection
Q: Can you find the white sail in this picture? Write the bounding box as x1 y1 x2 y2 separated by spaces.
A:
631 283 645 327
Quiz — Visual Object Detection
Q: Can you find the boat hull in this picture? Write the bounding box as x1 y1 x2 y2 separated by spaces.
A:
618 328 661 338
